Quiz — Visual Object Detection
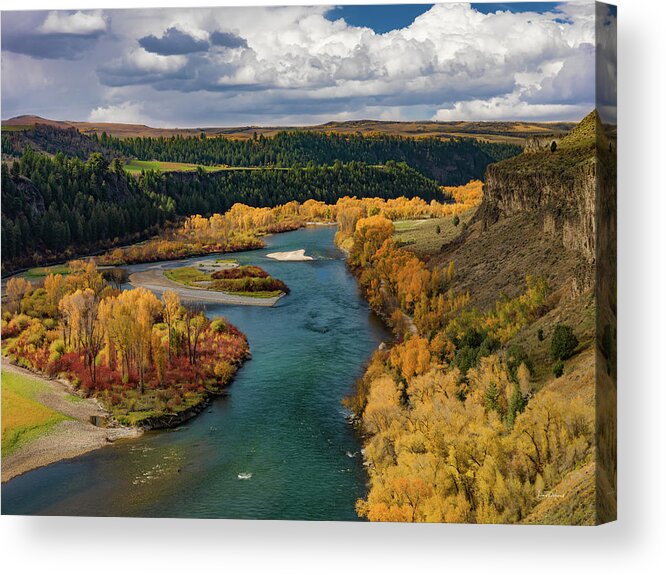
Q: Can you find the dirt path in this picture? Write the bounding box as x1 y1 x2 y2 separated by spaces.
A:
129 268 283 307
1 360 141 483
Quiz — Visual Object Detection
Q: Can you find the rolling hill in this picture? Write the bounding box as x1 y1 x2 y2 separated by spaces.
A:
2 114 575 143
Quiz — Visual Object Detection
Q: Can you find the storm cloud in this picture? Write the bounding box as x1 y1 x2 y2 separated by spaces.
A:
210 31 248 49
139 27 209 56
2 10 107 60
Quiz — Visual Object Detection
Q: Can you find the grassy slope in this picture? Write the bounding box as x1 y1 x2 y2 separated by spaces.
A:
1 370 70 456
393 209 476 258
494 109 602 175
421 116 602 523
437 213 585 311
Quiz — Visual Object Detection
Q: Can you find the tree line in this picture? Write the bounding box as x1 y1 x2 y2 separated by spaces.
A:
1 150 443 271
152 161 443 217
99 130 520 185
97 194 467 267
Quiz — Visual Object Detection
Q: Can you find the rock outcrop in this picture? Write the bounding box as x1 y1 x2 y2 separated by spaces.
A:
480 111 607 267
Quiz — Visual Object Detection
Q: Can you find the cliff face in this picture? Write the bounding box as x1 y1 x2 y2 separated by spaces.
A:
483 157 597 263
523 135 563 153
480 111 604 267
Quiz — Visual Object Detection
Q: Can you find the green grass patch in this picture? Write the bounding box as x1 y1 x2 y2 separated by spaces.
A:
1 370 70 456
24 263 71 279
232 290 282 299
165 266 212 286
124 159 239 174
123 159 295 174
394 210 476 257
1 125 33 132
110 389 204 426
392 219 430 232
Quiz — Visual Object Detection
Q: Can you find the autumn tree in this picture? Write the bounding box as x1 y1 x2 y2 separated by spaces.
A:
99 287 161 391
162 290 182 359
59 289 104 387
44 273 66 312
183 303 209 365
66 260 105 296
102 268 129 290
152 330 167 385
135 290 161 392
5 277 31 314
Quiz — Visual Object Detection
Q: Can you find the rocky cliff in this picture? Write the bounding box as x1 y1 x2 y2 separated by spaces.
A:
480 111 607 268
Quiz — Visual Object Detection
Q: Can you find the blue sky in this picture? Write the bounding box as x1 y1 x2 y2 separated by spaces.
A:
327 3 563 33
326 5 434 33
1 3 610 127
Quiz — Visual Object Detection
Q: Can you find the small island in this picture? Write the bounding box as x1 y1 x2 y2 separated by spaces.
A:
165 263 289 299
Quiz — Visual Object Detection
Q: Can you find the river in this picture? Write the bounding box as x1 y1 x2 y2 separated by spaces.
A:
1 226 389 519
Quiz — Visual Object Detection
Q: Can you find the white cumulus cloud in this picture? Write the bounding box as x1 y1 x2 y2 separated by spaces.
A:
1 2 606 125
39 10 107 36
88 102 151 125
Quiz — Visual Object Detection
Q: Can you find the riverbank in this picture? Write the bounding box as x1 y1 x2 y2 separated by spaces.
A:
1 359 141 483
1 224 387 518
129 267 284 306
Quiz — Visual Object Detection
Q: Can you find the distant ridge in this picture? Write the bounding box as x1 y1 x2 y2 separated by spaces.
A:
2 114 577 144
4 115 76 129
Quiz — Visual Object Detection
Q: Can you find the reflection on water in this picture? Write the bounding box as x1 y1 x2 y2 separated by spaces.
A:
2 226 389 519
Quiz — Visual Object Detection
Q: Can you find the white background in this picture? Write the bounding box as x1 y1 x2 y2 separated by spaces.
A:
1 0 664 573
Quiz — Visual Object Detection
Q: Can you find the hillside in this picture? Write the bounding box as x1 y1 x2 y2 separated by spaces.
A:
342 110 616 524
102 131 518 186
438 110 616 523
1 124 113 160
2 114 575 143
470 111 609 283
3 116 523 186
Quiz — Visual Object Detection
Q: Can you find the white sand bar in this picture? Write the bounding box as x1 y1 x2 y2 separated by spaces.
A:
266 249 314 261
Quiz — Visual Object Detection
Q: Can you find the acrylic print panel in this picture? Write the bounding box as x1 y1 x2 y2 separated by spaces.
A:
0 2 616 525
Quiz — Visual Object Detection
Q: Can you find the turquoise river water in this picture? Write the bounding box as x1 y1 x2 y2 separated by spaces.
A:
2 226 389 519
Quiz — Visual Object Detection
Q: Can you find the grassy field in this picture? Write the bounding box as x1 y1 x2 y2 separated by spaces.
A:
123 159 292 174
165 266 212 285
123 159 231 174
1 370 69 456
393 209 477 257
23 263 71 279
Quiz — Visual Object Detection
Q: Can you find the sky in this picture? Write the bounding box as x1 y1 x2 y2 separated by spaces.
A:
0 2 609 127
